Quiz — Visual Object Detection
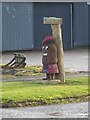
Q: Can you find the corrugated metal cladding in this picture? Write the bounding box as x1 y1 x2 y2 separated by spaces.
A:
88 4 90 45
0 3 2 51
73 2 88 47
33 2 72 50
2 2 33 51
1 2 88 51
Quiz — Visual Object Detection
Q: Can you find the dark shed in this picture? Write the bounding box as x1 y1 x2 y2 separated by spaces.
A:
2 2 34 51
73 2 88 47
0 3 2 51
88 4 90 45
33 2 72 50
0 2 89 51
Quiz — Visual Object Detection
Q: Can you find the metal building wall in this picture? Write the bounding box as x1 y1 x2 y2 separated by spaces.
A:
88 4 90 45
73 2 88 47
33 2 72 50
0 3 2 51
2 2 33 51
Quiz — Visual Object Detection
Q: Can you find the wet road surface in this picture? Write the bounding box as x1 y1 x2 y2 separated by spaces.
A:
1 102 88 118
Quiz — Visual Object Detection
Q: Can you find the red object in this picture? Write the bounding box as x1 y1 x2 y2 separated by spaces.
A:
42 64 59 74
42 36 54 45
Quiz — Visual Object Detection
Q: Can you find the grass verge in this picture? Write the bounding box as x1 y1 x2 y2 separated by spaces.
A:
1 65 78 80
1 77 90 108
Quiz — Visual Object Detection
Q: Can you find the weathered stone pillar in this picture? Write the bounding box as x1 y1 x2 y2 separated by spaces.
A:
43 17 65 83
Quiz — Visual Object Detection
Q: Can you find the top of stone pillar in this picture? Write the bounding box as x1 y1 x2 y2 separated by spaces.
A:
43 17 62 25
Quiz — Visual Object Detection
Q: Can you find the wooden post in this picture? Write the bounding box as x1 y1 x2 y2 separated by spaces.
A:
43 17 65 83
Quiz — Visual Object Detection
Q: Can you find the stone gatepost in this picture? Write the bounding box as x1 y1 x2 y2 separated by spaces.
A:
43 17 65 83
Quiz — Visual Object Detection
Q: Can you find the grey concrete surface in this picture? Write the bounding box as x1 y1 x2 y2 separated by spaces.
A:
1 48 88 72
1 72 88 82
1 102 88 118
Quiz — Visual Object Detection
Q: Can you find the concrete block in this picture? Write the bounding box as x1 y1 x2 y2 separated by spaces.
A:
43 17 62 24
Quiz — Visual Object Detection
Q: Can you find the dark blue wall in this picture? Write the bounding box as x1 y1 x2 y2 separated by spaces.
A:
2 2 33 51
33 2 72 50
1 2 88 51
0 3 2 51
88 5 90 45
73 3 88 47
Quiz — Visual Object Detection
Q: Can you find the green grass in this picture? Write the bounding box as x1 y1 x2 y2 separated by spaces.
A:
1 77 89 107
1 65 78 80
65 77 89 85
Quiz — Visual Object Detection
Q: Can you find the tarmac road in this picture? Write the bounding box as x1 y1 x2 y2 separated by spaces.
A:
1 48 88 72
1 102 88 118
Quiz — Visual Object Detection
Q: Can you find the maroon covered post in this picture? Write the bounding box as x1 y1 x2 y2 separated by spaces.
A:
42 36 59 80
